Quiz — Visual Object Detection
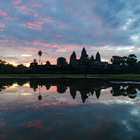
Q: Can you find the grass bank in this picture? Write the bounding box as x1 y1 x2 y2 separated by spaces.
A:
0 74 140 80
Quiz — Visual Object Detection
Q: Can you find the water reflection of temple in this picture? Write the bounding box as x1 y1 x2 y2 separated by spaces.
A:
0 78 139 103
29 79 139 103
30 79 105 103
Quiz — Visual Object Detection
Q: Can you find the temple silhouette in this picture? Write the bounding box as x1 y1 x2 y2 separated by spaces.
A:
29 78 138 103
30 47 108 73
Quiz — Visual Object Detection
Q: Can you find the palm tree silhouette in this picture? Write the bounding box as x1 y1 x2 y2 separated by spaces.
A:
38 87 42 100
38 51 42 65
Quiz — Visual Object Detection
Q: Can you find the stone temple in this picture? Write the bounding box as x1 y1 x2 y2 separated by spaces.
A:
30 47 105 73
69 47 101 65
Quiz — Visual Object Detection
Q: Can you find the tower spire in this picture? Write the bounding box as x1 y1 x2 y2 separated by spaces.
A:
80 47 87 59
96 52 101 62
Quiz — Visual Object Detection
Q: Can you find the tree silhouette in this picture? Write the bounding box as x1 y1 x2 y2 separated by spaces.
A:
126 54 137 66
33 59 37 63
122 56 127 65
38 87 42 100
111 56 122 65
38 51 42 65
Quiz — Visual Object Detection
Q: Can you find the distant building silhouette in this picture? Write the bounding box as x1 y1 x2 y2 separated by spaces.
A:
57 57 66 66
90 55 94 62
95 52 101 62
95 89 101 99
46 61 51 65
80 47 87 59
70 86 76 99
30 47 107 73
70 51 76 65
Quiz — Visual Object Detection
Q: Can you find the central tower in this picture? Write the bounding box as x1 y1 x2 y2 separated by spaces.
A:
80 47 87 59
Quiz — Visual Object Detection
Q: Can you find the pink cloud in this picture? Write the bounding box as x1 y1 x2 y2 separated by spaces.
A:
0 39 8 43
0 9 7 16
26 40 83 51
34 12 38 17
30 3 43 8
83 16 87 19
26 40 50 47
64 7 69 11
56 35 62 37
0 122 5 127
4 16 16 20
0 134 6 139
12 0 21 5
92 18 96 22
0 38 16 43
24 12 28 14
21 23 26 26
0 29 4 31
16 5 26 9
43 16 55 23
26 121 43 128
105 52 131 56
22 120 44 129
0 23 5 28
23 46 39 52
60 24 69 29
45 29 50 31
24 21 44 30
43 18 51 22
91 29 99 38
56 113 62 115
64 7 82 14
75 10 82 14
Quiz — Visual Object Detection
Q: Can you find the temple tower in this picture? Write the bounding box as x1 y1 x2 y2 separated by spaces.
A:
80 47 87 59
96 52 101 62
90 55 94 61
70 51 76 65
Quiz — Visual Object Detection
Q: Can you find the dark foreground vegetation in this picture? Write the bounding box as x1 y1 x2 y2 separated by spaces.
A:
0 60 29 73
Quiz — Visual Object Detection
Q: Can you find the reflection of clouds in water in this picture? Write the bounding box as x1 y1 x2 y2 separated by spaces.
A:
20 93 32 96
0 89 34 101
122 120 132 132
0 80 140 139
131 106 140 116
10 83 30 88
1 85 140 106
0 103 140 140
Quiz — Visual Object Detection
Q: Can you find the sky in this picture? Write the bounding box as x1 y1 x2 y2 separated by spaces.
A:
0 0 140 66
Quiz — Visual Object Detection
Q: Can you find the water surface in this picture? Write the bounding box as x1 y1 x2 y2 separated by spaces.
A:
0 78 140 140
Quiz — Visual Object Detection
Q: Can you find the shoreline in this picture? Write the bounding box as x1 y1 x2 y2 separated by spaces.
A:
0 74 140 80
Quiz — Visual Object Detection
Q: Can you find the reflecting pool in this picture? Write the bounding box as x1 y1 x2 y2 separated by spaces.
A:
0 78 140 140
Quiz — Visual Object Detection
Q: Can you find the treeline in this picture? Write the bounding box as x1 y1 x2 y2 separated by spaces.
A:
0 60 29 73
69 53 140 74
109 54 140 73
111 54 138 66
